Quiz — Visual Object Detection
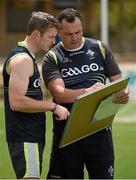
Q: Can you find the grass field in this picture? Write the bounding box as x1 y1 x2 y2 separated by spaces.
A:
0 101 136 179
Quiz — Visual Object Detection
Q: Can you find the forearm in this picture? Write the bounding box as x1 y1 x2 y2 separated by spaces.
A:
53 87 86 104
47 78 87 103
9 95 55 113
109 73 122 82
51 84 102 104
48 79 104 104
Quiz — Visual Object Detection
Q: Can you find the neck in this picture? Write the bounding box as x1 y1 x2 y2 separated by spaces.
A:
24 36 38 55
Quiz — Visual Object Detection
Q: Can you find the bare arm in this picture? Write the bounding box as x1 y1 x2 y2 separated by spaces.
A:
47 78 103 104
109 74 122 82
9 55 56 112
47 73 129 104
8 55 70 120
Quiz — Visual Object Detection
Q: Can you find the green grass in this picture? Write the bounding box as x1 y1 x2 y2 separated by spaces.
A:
0 101 136 179
113 123 136 179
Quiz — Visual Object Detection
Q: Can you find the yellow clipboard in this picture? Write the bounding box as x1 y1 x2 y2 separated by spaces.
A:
59 76 130 148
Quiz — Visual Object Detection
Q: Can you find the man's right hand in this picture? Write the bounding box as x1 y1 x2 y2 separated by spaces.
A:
53 104 70 120
85 82 104 93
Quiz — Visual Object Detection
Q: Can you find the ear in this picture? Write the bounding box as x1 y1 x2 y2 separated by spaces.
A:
33 30 41 39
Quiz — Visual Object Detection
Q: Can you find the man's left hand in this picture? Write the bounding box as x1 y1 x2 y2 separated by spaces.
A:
113 87 129 104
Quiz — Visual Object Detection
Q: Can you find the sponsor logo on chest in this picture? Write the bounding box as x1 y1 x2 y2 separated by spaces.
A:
61 63 104 78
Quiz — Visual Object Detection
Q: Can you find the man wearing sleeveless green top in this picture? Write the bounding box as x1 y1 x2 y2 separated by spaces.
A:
2 11 70 179
42 8 129 179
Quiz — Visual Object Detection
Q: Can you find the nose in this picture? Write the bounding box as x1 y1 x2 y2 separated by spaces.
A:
72 34 77 41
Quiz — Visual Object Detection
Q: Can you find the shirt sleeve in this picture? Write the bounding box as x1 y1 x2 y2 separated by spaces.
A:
42 52 61 87
102 43 122 77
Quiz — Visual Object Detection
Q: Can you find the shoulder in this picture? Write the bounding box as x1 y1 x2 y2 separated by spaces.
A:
84 37 99 47
44 42 63 63
10 53 32 65
84 37 108 50
7 45 34 63
47 42 62 57
84 37 106 59
9 54 33 74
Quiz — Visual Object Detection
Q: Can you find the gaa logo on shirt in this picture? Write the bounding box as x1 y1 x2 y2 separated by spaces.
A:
33 78 41 88
61 63 99 78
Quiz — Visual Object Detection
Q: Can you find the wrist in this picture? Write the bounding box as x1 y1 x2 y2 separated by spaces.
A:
51 103 58 113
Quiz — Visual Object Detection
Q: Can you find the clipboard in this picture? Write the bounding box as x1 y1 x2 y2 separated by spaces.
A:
59 76 130 148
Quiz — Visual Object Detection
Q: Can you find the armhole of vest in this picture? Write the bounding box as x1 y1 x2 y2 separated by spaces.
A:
6 53 34 77
6 54 19 75
97 40 106 60
49 50 58 65
30 60 34 77
6 59 11 75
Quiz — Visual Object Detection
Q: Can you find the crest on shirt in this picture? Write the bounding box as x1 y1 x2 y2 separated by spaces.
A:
86 49 95 58
62 57 72 63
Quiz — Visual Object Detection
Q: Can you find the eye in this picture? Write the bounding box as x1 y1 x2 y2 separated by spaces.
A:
75 30 81 34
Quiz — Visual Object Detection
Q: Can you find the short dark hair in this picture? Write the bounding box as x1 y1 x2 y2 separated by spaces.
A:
57 8 83 24
27 11 58 35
